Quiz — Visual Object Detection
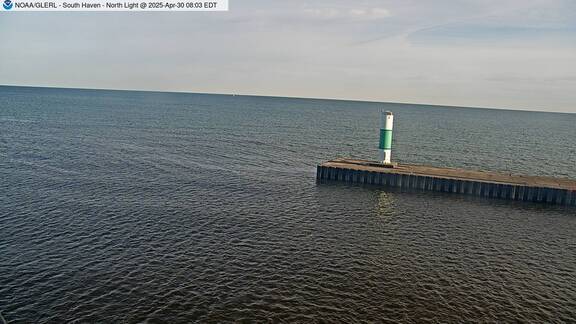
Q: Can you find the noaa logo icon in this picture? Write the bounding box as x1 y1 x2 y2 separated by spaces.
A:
3 0 13 10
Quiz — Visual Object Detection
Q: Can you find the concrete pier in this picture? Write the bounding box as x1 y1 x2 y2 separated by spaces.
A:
317 159 576 206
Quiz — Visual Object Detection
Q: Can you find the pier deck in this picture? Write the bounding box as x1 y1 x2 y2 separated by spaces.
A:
317 159 576 206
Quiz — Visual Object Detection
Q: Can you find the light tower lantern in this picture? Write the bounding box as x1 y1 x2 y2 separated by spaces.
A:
379 111 394 164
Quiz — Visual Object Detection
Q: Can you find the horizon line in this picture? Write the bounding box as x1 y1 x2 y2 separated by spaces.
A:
1 83 573 115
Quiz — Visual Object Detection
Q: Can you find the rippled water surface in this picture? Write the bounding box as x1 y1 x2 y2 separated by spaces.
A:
1 86 575 323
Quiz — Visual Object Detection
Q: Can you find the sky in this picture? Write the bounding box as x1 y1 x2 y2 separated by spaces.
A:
1 0 575 112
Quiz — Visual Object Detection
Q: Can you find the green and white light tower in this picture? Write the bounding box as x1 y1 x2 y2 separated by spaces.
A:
379 111 394 164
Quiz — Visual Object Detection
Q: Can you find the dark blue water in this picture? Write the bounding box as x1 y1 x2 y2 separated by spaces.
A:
1 86 575 323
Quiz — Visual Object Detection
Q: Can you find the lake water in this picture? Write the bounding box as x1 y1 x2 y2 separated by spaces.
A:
1 86 575 322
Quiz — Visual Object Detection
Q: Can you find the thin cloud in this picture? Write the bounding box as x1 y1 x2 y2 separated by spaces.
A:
303 7 391 21
1 0 574 112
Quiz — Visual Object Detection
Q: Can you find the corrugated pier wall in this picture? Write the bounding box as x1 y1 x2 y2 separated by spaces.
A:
317 163 576 206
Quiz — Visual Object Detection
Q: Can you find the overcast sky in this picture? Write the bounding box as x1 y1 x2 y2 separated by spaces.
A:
1 0 575 112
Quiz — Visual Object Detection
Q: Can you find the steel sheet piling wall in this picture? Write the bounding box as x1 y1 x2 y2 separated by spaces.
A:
317 166 576 206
